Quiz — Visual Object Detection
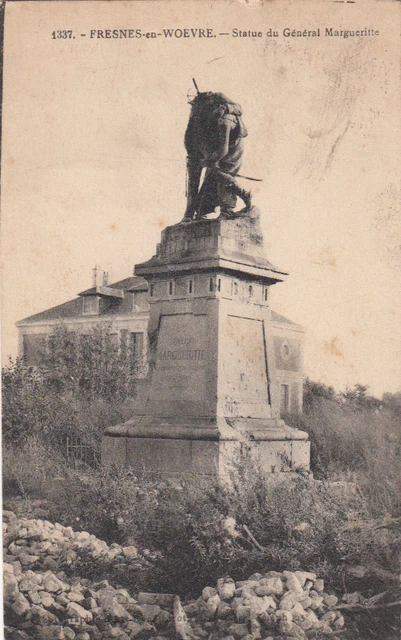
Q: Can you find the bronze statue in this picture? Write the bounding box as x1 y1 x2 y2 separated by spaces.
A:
183 83 252 222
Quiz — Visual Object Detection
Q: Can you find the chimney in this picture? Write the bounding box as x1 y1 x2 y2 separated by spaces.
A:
92 265 98 288
103 271 109 287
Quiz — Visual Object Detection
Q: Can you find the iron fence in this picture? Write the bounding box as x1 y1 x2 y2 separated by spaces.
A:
65 436 99 469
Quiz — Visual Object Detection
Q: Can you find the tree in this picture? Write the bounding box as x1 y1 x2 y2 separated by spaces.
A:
2 322 144 448
303 378 336 409
42 322 143 401
2 356 78 445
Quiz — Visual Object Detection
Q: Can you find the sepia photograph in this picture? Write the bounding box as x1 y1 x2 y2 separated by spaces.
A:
1 1 400 639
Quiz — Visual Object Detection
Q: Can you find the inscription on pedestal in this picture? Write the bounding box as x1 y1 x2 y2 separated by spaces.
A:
158 348 205 362
147 313 209 417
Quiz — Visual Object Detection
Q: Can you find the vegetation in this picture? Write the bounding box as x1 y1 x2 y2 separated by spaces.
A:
2 323 142 455
2 348 401 638
286 380 401 518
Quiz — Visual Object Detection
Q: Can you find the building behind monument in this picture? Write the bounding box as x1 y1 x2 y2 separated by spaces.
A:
16 266 304 417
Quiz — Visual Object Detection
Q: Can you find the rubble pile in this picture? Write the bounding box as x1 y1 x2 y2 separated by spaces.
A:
3 511 140 575
3 512 345 639
181 572 344 639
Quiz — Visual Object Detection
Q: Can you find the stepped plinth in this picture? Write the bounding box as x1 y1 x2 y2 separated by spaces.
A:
102 209 310 476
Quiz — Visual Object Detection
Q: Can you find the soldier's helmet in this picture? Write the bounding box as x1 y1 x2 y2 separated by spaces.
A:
187 90 231 106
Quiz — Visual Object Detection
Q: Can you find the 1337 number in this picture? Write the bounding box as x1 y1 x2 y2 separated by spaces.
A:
52 31 74 39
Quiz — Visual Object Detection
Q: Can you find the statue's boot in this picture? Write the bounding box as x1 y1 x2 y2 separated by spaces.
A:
182 211 195 223
238 188 252 212
217 171 252 216
183 192 198 221
219 208 237 220
220 188 252 219
182 160 202 222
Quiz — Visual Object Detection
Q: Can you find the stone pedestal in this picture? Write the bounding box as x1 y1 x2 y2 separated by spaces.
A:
102 209 310 476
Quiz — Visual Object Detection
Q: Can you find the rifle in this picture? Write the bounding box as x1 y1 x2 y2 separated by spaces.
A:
192 78 200 94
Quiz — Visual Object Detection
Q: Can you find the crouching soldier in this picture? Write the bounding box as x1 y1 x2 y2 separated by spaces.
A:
183 90 252 221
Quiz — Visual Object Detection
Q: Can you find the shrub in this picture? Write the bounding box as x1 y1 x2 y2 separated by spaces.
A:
2 321 143 455
286 382 401 518
41 323 143 402
28 454 374 597
1 357 79 446
2 437 69 499
4 438 399 604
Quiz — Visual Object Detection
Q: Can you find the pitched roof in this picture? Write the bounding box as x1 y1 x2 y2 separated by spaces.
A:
17 276 148 325
16 298 84 325
78 276 148 296
271 311 303 330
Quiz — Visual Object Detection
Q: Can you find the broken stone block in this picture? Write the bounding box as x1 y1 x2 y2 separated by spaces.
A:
227 623 250 639
66 602 93 623
206 593 221 616
313 579 324 593
122 546 138 560
254 578 283 598
140 603 161 622
37 625 65 640
202 586 217 601
323 594 338 608
4 571 19 601
11 593 31 617
30 606 59 625
218 579 236 601
38 591 55 608
67 591 86 604
236 605 251 622
217 602 232 619
283 572 303 596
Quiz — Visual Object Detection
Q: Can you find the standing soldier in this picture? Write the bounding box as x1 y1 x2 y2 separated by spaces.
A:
183 87 252 221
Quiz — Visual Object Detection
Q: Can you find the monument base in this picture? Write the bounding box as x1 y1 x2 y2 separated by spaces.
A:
102 212 310 478
102 419 310 478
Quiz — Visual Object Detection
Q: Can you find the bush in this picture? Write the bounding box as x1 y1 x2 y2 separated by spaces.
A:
23 454 376 597
2 321 143 456
286 381 401 518
41 323 143 402
1 357 79 446
3 437 69 499
4 438 400 606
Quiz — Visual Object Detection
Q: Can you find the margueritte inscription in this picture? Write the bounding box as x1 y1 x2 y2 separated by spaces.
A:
158 349 205 362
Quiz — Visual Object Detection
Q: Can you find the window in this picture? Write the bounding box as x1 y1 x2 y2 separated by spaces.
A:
82 296 99 315
218 279 221 292
23 334 47 366
169 281 174 296
130 332 144 358
132 291 148 311
264 288 268 302
105 333 119 351
248 285 253 297
209 278 214 292
150 284 154 297
280 384 290 413
188 279 193 294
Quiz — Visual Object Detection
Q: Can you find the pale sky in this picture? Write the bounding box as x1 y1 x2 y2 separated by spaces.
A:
1 0 400 396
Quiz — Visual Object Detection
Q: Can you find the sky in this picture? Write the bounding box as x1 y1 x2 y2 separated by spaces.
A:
1 0 400 396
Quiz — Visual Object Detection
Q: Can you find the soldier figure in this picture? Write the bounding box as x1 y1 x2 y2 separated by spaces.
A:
183 90 252 221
